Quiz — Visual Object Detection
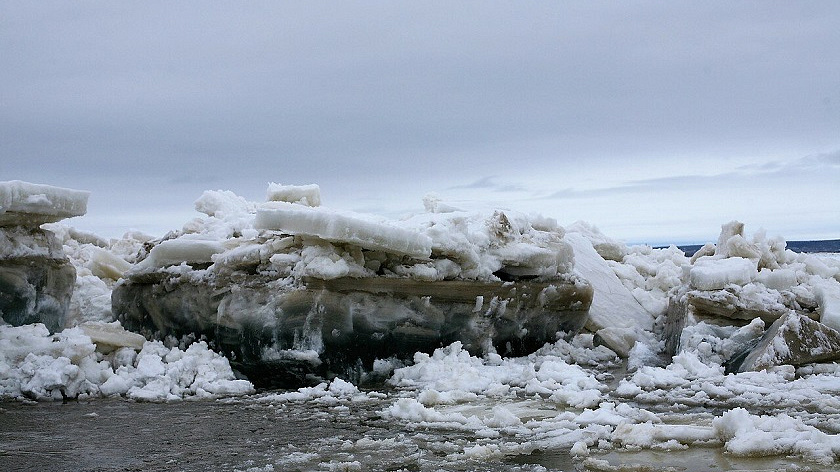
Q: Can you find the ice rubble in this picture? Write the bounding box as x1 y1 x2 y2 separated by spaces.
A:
113 184 594 385
0 181 254 401
3 179 840 466
661 221 840 371
0 322 253 401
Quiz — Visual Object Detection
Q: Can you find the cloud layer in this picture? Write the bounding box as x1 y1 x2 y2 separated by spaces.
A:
2 2 838 243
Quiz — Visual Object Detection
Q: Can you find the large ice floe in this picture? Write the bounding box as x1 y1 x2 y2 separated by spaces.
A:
113 184 594 386
3 180 840 468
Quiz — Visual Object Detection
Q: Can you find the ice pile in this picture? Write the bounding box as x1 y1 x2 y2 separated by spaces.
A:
4 179 840 466
113 184 594 385
1 181 256 401
132 184 576 282
0 322 253 401
660 221 840 372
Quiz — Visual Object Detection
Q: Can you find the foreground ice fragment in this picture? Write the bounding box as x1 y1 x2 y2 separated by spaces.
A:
729 312 840 372
78 321 146 352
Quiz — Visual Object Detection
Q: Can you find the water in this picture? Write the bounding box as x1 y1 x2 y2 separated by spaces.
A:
1 393 835 472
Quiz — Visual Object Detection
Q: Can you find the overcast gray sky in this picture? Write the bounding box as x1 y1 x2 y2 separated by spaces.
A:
2 1 839 244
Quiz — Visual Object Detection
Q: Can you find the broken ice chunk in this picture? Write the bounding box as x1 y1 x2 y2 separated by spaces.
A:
816 281 840 332
134 237 226 271
565 232 653 356
0 180 89 226
730 312 840 372
756 267 798 291
689 257 757 290
255 203 433 259
194 190 254 218
79 321 146 353
266 183 321 207
87 246 132 280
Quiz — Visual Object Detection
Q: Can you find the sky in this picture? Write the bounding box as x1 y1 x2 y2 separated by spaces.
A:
2 2 839 245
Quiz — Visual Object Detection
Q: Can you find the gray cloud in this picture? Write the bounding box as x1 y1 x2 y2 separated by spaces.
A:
1 2 839 241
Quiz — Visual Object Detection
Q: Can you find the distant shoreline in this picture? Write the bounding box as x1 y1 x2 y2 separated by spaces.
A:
661 239 840 256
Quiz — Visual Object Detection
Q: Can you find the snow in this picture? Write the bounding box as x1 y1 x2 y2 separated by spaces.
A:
0 323 253 401
0 180 89 225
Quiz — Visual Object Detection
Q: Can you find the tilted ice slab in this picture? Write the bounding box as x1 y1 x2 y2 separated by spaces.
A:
0 180 89 226
255 202 433 259
565 232 653 356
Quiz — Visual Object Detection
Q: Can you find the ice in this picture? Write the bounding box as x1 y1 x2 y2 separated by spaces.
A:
564 232 653 356
86 246 132 280
256 203 433 258
132 236 226 271
714 408 840 464
0 180 89 226
731 312 840 372
0 226 76 332
565 221 628 262
0 323 253 401
194 189 255 218
757 267 798 290
266 183 321 207
6 181 840 467
78 321 146 352
689 256 758 290
403 209 574 280
816 280 840 331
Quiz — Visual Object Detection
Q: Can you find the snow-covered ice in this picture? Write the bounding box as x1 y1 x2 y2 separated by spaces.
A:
2 181 840 468
0 180 89 226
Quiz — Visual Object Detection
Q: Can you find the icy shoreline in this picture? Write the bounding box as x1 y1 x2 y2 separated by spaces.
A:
2 180 840 467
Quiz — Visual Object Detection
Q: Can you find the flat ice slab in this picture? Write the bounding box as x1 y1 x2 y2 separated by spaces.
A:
255 203 433 259
133 237 226 271
689 257 757 290
0 180 89 226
